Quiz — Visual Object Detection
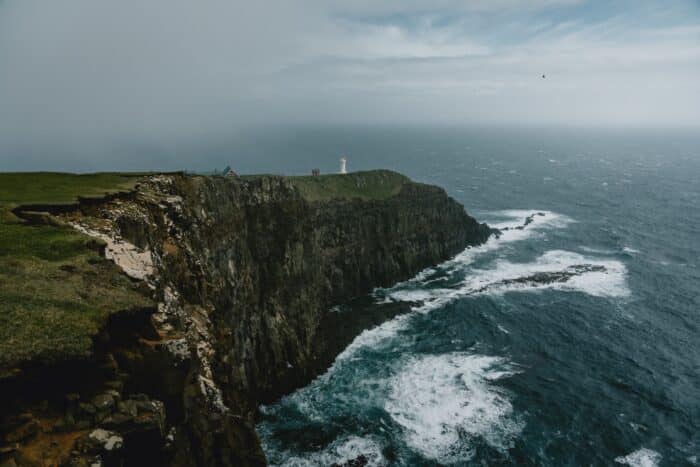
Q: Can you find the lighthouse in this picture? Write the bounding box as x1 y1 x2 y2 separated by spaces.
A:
340 155 347 174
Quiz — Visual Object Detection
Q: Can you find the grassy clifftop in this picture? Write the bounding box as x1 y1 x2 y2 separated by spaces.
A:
289 170 410 202
0 173 151 372
0 169 411 371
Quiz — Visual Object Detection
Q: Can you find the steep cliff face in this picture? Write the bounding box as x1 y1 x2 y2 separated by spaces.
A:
0 171 493 466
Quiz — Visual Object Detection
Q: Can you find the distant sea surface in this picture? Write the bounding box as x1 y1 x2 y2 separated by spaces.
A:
231 127 698 466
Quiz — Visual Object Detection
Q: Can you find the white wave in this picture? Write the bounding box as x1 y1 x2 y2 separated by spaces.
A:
463 250 630 299
267 435 386 467
497 325 510 334
580 246 615 254
623 247 641 254
385 289 445 303
378 209 573 297
615 448 662 467
385 353 522 464
486 209 573 232
385 250 629 314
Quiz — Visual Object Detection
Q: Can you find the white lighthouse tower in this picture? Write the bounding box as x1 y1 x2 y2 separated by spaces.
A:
340 155 347 174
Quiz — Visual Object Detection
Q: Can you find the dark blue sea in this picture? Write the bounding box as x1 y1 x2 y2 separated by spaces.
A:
227 127 700 466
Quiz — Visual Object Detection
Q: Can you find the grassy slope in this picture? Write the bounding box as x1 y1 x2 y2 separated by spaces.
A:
0 169 408 370
289 170 410 202
0 173 152 371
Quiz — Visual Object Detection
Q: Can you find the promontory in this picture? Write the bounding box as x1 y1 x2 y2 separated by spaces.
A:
0 170 493 466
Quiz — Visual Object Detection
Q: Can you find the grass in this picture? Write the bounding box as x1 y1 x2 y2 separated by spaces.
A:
288 169 410 202
0 172 142 206
0 169 409 370
0 173 152 372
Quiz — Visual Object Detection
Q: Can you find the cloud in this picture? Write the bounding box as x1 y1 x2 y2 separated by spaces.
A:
0 0 698 169
321 0 585 17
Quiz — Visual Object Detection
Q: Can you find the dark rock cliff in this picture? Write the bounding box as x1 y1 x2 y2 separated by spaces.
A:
0 171 493 466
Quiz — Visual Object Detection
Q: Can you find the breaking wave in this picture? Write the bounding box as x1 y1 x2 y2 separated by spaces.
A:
398 210 573 287
385 353 523 464
396 249 629 314
339 210 627 365
259 209 636 465
265 435 387 467
615 448 662 467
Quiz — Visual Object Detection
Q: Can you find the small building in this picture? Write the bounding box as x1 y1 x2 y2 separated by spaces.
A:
222 166 238 178
340 155 347 174
311 168 320 176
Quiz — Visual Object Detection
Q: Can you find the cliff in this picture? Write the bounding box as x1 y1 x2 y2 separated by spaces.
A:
0 170 493 466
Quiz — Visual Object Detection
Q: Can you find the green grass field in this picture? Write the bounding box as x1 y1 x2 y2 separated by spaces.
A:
0 173 152 372
289 169 410 202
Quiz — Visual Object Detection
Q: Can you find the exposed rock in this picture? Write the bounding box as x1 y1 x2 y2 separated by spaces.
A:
87 429 123 452
469 264 607 295
91 393 116 412
0 171 493 466
70 223 155 281
332 455 369 467
3 418 39 443
78 403 97 416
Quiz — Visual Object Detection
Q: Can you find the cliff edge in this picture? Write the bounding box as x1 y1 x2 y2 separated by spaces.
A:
0 170 493 466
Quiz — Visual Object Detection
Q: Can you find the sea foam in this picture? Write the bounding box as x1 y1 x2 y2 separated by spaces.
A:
383 249 629 315
385 353 522 463
262 209 624 464
266 435 386 467
615 448 662 467
381 210 573 298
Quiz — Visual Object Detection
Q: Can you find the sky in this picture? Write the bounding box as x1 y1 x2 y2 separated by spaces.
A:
0 0 698 169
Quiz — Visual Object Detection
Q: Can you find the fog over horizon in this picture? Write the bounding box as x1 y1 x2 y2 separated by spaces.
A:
1 0 699 171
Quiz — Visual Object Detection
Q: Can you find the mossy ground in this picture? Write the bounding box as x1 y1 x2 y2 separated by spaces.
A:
289 170 410 202
0 173 152 371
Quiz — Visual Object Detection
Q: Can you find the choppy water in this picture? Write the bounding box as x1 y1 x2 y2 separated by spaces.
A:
247 127 699 466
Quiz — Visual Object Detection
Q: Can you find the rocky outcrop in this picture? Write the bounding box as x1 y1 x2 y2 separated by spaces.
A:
0 171 493 466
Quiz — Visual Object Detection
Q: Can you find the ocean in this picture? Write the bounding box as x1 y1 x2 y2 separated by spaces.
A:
242 126 699 466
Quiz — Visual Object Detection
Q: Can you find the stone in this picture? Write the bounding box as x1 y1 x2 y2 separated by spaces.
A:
0 457 18 467
79 403 96 416
87 429 123 452
101 413 134 431
0 443 19 454
94 411 109 424
116 400 138 418
103 380 123 391
130 393 149 402
75 420 92 430
4 419 39 443
331 455 369 467
52 419 69 434
91 394 115 411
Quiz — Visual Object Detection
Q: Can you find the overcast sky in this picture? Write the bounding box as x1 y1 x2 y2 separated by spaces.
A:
0 0 698 168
